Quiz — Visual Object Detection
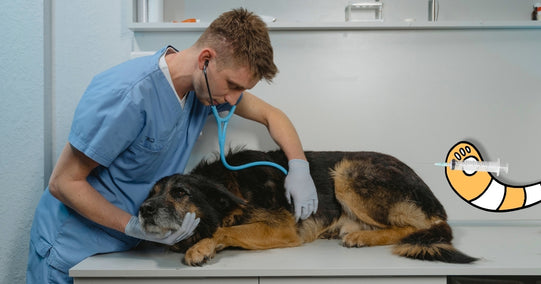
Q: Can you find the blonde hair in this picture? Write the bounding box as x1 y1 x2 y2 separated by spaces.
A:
196 8 278 83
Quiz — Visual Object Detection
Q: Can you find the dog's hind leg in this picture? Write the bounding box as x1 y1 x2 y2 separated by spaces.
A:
331 159 434 248
331 158 477 263
331 159 389 227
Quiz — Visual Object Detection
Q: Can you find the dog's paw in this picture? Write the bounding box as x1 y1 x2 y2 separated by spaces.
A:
341 232 368 248
183 238 217 266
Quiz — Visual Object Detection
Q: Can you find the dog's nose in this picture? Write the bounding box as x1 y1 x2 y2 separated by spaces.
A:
139 202 156 217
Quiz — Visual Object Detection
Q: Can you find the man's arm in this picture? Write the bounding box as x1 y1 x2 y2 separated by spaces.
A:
234 91 306 161
234 92 318 221
48 143 132 233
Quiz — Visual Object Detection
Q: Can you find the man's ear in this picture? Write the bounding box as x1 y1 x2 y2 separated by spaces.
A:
198 48 215 70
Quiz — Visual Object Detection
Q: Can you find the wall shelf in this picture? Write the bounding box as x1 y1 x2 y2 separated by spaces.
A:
129 21 541 32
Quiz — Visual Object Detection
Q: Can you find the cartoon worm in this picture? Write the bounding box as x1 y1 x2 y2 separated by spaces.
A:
444 141 541 212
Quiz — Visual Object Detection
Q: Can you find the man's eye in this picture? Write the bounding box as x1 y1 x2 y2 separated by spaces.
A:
228 83 244 91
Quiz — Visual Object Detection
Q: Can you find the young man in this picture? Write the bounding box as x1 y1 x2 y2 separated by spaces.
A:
27 8 318 283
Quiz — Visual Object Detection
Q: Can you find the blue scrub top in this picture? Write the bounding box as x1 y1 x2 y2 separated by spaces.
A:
30 46 233 273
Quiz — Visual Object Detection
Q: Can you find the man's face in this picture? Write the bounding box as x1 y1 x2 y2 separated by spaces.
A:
197 61 258 106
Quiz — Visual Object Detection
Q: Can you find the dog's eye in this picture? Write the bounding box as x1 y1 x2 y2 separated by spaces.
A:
171 188 191 200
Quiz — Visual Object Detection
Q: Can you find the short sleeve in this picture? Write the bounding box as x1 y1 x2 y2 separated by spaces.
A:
69 75 143 167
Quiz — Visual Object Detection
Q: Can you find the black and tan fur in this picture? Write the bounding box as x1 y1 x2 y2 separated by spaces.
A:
139 150 477 266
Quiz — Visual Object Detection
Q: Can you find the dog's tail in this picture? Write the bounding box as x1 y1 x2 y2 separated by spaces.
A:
392 222 478 263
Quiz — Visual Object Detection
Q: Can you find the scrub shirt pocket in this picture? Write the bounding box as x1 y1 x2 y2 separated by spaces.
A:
118 123 179 183
27 240 73 284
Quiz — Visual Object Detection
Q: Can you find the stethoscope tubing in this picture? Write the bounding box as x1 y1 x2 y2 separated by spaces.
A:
204 60 287 175
210 105 288 175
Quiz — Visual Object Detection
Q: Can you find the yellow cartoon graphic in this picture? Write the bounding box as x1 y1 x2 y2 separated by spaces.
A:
441 141 541 212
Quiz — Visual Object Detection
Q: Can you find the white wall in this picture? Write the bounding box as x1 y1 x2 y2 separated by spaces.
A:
0 1 46 283
52 1 134 160
1 0 540 281
0 0 133 282
134 0 541 221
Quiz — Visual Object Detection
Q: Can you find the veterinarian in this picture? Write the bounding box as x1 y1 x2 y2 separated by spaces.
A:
27 8 318 284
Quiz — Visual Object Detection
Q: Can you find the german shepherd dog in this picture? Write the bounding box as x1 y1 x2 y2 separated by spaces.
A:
139 150 477 266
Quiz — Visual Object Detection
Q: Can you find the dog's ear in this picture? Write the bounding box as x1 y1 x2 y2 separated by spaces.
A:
209 184 246 211
187 174 246 216
194 178 245 209
217 196 233 211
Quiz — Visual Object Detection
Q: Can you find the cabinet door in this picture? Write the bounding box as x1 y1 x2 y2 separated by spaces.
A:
260 277 446 284
74 277 258 284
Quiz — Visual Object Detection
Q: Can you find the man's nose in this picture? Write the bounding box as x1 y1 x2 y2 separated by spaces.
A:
225 91 243 105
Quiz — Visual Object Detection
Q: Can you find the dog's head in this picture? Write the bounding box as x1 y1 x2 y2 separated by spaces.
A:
138 173 246 248
139 174 200 237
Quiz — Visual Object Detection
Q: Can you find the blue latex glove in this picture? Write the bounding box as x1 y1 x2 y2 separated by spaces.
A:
125 212 200 245
284 159 319 221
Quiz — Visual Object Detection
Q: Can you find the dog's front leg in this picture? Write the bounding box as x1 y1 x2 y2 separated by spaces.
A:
184 222 301 266
183 238 219 266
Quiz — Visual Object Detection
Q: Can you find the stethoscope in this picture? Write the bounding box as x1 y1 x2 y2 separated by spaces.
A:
203 60 288 175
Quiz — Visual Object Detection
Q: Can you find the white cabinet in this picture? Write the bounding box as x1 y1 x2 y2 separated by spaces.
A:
71 225 541 283
75 278 257 284
260 277 446 284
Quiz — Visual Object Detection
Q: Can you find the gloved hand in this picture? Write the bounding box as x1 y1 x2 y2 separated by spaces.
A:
284 159 319 221
125 212 200 245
